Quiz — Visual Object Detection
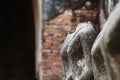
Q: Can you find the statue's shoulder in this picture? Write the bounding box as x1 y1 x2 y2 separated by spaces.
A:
76 22 96 37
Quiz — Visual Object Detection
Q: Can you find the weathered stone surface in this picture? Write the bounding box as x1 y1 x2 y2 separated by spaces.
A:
60 22 96 80
43 0 89 20
43 0 65 20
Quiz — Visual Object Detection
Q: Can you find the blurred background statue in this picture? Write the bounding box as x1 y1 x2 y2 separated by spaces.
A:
92 2 120 80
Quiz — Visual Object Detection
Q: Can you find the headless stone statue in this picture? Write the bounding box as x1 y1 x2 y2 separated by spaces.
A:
60 22 96 80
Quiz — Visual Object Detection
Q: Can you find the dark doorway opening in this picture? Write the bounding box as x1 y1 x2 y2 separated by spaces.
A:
0 0 36 80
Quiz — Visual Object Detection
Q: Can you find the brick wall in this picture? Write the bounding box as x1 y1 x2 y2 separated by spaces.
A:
42 1 98 80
